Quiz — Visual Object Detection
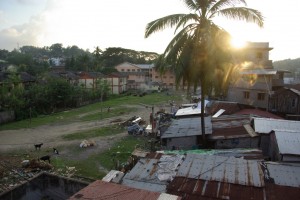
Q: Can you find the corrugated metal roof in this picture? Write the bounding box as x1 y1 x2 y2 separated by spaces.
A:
253 118 300 133
176 154 264 187
234 109 283 119
162 149 264 160
262 162 300 187
167 177 300 200
167 177 266 200
274 130 300 155
69 180 163 200
122 155 184 193
240 69 278 75
161 117 212 139
136 64 155 69
212 115 250 129
175 101 209 116
207 101 241 115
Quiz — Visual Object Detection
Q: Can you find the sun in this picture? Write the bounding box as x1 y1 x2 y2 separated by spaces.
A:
230 37 247 49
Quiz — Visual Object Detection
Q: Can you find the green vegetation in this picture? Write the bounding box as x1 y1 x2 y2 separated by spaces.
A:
51 136 148 179
62 125 124 140
0 93 180 130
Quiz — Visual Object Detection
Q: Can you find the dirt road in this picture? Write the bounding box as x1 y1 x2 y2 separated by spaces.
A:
0 104 169 152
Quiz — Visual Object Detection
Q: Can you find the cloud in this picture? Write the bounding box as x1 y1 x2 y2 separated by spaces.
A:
0 14 46 50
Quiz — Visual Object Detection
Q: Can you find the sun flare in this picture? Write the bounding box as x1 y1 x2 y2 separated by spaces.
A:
230 37 247 49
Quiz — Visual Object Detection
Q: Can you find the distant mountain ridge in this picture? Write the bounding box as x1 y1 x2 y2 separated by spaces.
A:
273 58 300 73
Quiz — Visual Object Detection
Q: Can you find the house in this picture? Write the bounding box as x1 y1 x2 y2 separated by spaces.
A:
106 72 127 94
227 42 288 109
252 117 300 158
209 115 259 149
269 130 300 162
269 86 300 116
0 71 36 90
161 117 212 150
77 71 106 90
114 62 177 90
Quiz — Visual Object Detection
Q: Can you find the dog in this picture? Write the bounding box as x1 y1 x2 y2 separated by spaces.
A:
34 143 43 150
53 148 59 155
39 155 51 163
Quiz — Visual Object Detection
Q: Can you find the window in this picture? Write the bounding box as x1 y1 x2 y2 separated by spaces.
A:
243 91 250 99
127 69 130 72
163 76 167 79
155 76 159 78
257 93 265 101
256 52 263 59
170 76 174 79
121 69 124 72
292 99 296 107
132 69 135 72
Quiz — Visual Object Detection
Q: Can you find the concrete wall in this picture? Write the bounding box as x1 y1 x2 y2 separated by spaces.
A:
164 136 198 150
0 172 88 200
214 137 259 149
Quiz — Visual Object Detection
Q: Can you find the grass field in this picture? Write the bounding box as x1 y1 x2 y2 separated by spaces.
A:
0 92 182 130
1 92 183 180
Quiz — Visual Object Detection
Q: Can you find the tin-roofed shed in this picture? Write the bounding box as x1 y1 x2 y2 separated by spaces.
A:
161 117 212 150
269 130 300 162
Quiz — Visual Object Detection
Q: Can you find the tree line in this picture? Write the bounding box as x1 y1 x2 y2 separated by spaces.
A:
0 44 158 121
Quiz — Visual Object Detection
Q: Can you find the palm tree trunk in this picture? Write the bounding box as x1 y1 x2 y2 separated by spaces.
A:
200 85 206 148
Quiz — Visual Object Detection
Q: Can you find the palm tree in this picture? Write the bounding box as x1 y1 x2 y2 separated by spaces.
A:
145 0 264 146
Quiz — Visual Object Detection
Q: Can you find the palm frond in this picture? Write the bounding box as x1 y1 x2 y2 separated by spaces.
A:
145 14 187 38
209 0 247 15
218 7 264 27
174 14 199 33
182 0 198 11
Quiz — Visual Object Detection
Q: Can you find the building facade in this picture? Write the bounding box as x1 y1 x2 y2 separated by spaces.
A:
227 42 286 109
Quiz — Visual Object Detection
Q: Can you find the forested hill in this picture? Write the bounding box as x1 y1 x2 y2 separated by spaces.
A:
273 58 300 73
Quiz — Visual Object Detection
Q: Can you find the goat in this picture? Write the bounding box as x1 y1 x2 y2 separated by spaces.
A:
34 143 43 150
39 155 51 163
53 148 59 155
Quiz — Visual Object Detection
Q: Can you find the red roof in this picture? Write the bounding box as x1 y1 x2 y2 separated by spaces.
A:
207 101 241 115
167 177 300 200
234 109 283 119
69 180 180 200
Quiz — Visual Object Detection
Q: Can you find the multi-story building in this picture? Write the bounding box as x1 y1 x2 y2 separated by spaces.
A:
227 42 287 109
114 62 177 90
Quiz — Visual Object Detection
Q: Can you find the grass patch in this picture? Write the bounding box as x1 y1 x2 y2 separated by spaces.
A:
62 125 125 140
80 106 137 121
97 135 148 170
51 136 148 179
0 93 182 131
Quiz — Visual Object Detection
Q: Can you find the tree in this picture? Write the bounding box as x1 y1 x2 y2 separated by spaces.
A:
93 46 103 71
145 0 264 146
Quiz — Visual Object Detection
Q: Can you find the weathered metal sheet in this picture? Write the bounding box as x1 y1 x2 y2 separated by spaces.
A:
175 100 210 116
122 155 183 192
161 117 212 139
274 130 300 155
254 117 300 134
102 170 124 183
176 154 264 187
263 162 300 187
69 180 163 200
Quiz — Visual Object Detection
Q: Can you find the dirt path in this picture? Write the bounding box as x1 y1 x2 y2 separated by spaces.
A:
0 104 167 152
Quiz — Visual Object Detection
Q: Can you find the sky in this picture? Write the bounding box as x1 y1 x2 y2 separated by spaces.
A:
0 0 299 61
